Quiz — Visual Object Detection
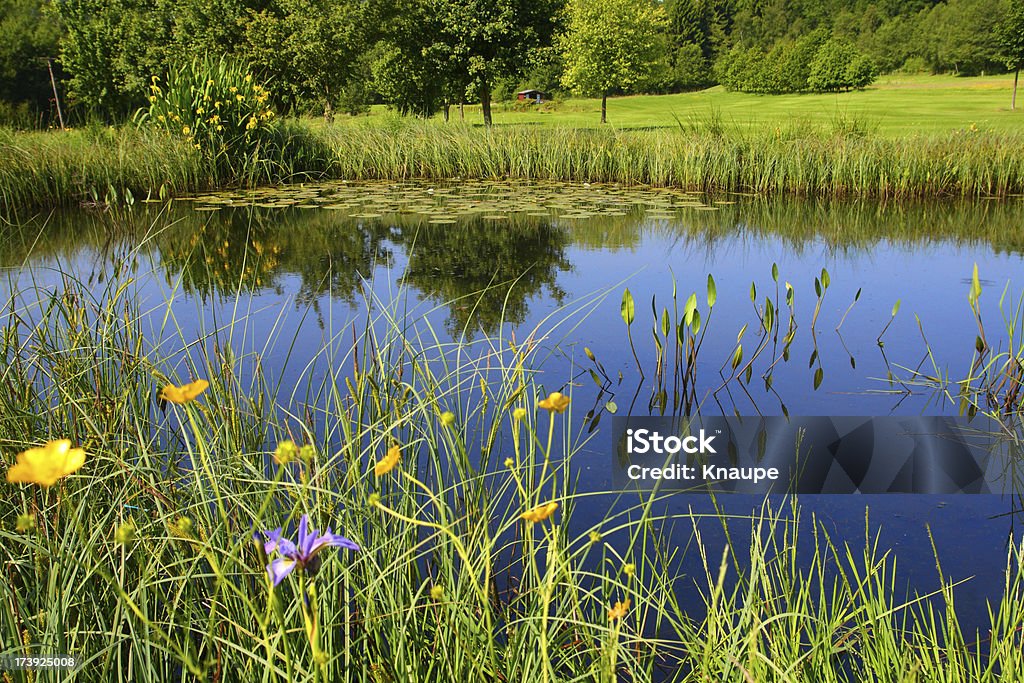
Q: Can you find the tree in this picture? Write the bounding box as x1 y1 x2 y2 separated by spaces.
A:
559 0 667 123
808 38 875 92
0 0 62 123
997 0 1024 109
428 0 561 127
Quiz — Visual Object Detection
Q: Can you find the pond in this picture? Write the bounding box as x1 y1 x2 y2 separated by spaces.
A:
4 180 1023 634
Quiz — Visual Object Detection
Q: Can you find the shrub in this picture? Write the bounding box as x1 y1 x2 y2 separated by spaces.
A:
808 38 877 92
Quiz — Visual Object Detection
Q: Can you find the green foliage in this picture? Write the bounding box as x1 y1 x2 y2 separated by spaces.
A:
997 0 1024 70
139 56 277 173
428 0 562 125
718 33 876 94
808 38 877 92
559 0 668 119
0 0 61 123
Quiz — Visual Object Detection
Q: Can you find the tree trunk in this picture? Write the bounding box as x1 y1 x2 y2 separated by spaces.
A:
480 79 492 127
1013 68 1020 111
443 101 450 122
459 100 465 120
601 92 607 124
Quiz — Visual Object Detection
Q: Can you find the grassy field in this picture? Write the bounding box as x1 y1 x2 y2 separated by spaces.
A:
363 74 1024 135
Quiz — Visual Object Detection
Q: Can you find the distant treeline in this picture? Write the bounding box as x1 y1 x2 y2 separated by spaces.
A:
0 0 1020 126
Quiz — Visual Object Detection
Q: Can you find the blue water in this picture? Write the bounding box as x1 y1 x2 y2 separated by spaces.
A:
4 183 1023 634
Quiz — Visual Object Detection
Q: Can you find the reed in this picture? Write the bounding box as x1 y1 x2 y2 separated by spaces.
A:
4 118 1024 214
1 257 1023 682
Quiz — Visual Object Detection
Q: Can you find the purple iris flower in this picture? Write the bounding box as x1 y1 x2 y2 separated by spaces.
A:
260 514 360 586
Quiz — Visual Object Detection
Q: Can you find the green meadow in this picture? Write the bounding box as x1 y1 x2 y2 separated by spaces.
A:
374 74 1024 135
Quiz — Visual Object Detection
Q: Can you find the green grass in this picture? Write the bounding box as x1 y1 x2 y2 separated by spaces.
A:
1 259 1024 682
366 74 1024 135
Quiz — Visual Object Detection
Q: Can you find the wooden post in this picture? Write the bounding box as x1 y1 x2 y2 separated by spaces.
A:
43 57 65 130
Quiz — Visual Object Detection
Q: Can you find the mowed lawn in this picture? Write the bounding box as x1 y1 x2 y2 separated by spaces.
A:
356 74 1024 135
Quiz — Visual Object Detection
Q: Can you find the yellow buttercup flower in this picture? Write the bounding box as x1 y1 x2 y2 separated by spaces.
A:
538 392 570 413
608 598 631 620
520 501 558 523
374 444 400 477
440 411 455 427
159 379 209 404
6 439 86 487
512 407 527 421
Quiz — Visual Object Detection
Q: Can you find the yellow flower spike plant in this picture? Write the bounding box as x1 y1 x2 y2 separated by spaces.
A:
6 439 86 487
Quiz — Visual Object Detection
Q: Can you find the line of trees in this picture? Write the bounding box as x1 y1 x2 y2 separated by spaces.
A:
1 0 1023 127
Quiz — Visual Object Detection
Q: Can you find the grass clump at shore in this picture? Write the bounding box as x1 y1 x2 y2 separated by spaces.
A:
3 116 1024 214
0 120 335 214
1 260 1024 682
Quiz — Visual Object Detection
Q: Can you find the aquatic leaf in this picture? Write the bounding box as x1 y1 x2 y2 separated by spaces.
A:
707 274 717 308
584 347 596 362
891 299 901 317
814 277 822 298
771 263 779 282
731 344 743 371
750 281 756 303
605 401 618 414
785 283 794 307
684 293 697 325
661 308 670 338
813 367 824 390
854 287 861 302
736 324 748 343
690 309 702 335
969 263 982 305
820 268 830 290
589 369 603 387
620 289 635 326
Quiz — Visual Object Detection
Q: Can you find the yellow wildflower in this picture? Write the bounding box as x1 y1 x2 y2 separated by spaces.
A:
244 74 252 82
623 563 636 578
159 379 209 404
440 411 455 427
207 79 215 87
6 439 86 488
538 392 570 413
520 501 558 523
513 407 527 421
374 445 400 477
148 95 157 103
229 86 237 93
181 126 191 135
429 584 443 600
608 598 630 620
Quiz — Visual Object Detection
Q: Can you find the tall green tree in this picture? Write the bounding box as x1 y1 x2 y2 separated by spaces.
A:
998 0 1024 109
428 0 562 126
559 0 667 123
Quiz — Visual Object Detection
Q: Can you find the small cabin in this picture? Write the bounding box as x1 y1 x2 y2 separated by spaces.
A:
516 89 545 104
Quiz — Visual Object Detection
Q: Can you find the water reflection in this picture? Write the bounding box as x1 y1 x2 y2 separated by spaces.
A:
6 184 1024 337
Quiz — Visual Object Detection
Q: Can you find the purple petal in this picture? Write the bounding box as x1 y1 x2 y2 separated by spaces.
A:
297 515 315 559
267 558 297 586
308 529 361 557
262 528 296 557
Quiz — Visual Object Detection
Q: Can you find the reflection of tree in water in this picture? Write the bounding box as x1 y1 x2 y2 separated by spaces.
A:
155 209 393 302
396 217 570 337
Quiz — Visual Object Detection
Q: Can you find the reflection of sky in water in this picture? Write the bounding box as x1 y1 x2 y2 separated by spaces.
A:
3 187 1023 632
